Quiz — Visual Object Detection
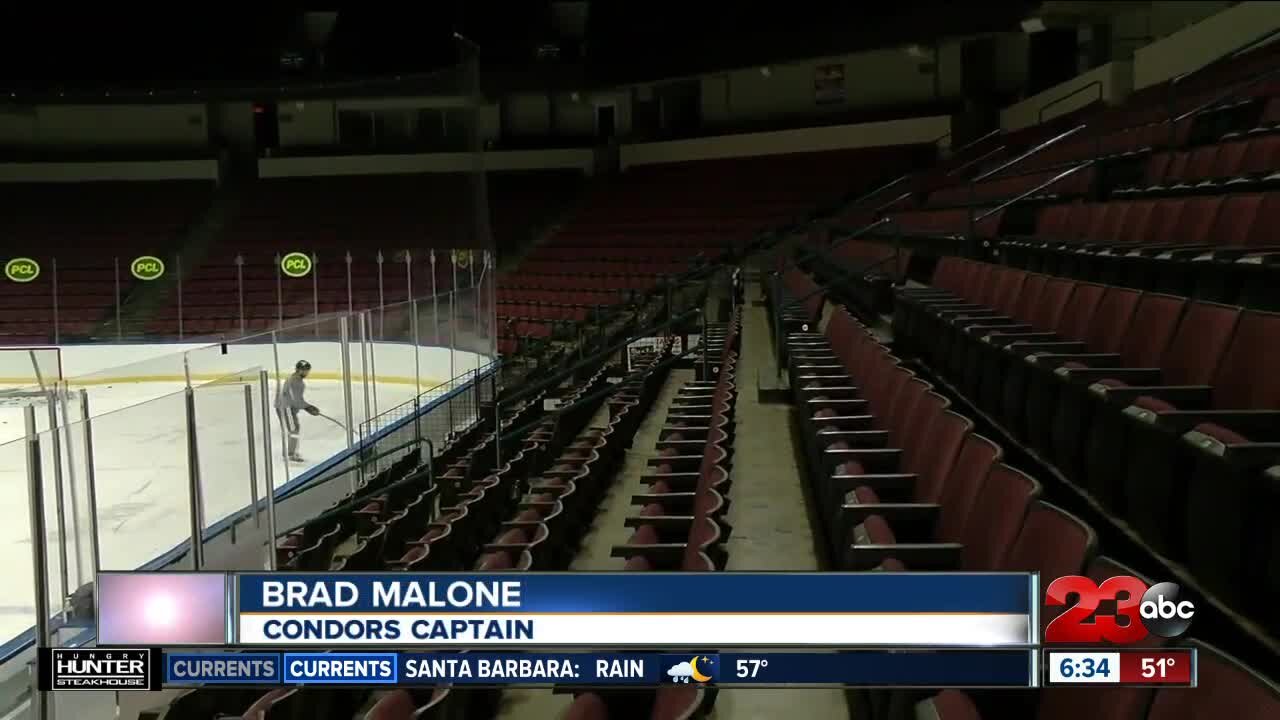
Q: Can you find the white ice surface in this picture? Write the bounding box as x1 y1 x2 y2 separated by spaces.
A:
0 377 422 642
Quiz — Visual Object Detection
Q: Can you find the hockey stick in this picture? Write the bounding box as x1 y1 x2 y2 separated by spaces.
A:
317 412 347 431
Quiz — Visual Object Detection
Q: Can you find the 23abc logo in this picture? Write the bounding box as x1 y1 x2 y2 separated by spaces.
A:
1044 576 1195 644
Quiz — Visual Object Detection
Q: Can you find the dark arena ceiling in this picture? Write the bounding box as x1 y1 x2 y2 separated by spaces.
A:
0 2 1039 94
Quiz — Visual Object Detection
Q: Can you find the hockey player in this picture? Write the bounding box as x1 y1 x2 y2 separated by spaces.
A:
276 360 320 462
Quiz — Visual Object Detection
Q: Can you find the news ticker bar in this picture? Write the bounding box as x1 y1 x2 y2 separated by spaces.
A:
40 649 1037 690
96 572 1038 647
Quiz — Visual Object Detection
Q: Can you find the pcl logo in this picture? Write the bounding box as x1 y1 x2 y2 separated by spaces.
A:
130 255 166 281
281 252 313 278
4 257 41 283
1045 576 1195 644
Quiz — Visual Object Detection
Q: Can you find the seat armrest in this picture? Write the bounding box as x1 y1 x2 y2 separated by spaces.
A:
823 473 917 497
1035 352 1123 370
816 430 890 450
842 543 962 571
811 415 876 431
1172 410 1280 439
990 331 1061 348
822 448 902 474
622 515 695 530
1100 384 1212 408
1018 341 1088 357
1063 367 1163 385
808 398 869 413
961 320 1028 335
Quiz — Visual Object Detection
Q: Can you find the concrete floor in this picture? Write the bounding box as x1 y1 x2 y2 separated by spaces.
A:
498 280 848 719
707 284 849 720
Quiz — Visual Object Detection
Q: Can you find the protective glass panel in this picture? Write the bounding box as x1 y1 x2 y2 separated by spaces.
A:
0 433 38 642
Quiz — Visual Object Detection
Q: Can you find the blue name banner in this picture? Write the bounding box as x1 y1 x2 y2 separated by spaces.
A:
236 573 1030 613
234 573 1035 647
159 651 1033 688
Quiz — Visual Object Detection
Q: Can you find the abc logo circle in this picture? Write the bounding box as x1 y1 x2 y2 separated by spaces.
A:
1139 582 1195 638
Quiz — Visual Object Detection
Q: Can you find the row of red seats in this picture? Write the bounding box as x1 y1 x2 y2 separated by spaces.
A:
1117 133 1280 195
929 165 1096 206
895 257 1280 634
782 269 1279 720
566 315 739 720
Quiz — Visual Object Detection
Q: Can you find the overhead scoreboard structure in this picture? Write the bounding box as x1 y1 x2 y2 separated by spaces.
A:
38 572 1198 690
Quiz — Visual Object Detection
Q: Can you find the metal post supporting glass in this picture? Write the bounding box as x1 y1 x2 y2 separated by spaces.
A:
45 400 70 615
57 387 84 589
77 389 103 580
258 370 278 570
244 385 260 529
184 387 205 570
339 316 355 453
25 405 50 720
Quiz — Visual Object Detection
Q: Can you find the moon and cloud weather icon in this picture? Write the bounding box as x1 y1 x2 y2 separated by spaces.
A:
666 656 716 684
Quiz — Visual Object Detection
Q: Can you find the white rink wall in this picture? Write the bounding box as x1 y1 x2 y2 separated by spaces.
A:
56 340 486 391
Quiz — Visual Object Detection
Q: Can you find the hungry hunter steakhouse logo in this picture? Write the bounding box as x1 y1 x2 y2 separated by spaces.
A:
41 648 156 690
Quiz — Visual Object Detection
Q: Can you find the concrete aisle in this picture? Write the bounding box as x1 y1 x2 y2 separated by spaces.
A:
494 368 694 720
708 282 849 720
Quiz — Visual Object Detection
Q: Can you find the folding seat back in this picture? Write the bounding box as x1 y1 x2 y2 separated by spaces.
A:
932 434 1002 544
914 411 973 504
1095 202 1130 242
959 263 994 302
1159 301 1241 386
1146 640 1280 720
1239 134 1280 176
1144 152 1172 186
885 377 930 442
1009 274 1047 323
1240 191 1280 248
1117 293 1186 368
1065 204 1099 240
1084 203 1124 240
1141 198 1188 244
901 392 950 476
1055 282 1106 340
1169 195 1224 245
1209 139 1249 180
1116 200 1156 243
977 267 1011 308
1209 192 1265 248
1205 309 1280 410
1029 278 1075 331
1184 146 1221 183
1037 205 1072 236
1080 284 1141 353
990 269 1027 315
960 464 1041 570
1161 151 1190 184
1001 501 1096 580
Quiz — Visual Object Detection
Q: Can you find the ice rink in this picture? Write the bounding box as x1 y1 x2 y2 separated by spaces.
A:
0 340 482 644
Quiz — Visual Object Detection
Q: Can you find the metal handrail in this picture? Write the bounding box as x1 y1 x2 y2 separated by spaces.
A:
950 128 1002 157
974 124 1087 182
1165 26 1280 144
873 190 915 214
946 144 1008 178
974 160 1095 223
1038 80 1104 125
1173 62 1280 123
